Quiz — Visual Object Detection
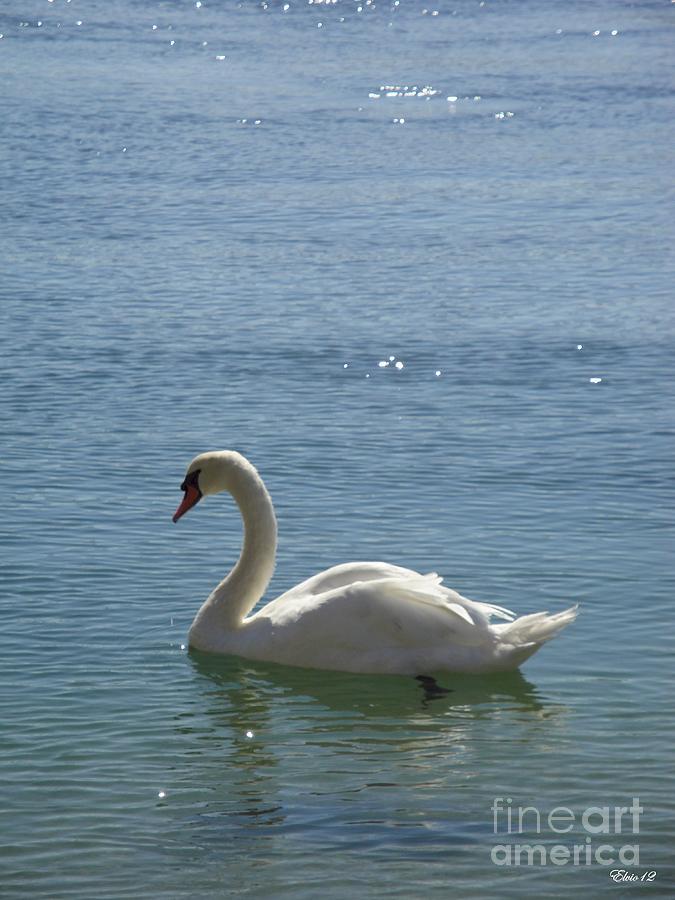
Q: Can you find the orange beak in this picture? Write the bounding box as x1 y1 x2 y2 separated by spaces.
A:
173 483 201 523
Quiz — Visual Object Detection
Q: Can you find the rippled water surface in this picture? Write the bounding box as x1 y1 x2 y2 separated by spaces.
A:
2 0 674 896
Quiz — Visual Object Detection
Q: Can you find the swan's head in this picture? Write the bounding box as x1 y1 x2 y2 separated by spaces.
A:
172 451 251 523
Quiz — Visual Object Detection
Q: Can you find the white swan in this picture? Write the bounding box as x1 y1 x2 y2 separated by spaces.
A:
173 451 577 674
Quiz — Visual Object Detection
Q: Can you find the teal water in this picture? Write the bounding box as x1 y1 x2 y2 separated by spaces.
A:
1 0 674 896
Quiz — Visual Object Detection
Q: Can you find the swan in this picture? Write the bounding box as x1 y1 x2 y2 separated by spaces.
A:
173 451 578 675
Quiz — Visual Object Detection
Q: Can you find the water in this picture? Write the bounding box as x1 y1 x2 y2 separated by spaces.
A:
2 0 674 895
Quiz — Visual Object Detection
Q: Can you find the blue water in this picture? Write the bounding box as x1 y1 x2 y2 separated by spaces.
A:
2 0 674 896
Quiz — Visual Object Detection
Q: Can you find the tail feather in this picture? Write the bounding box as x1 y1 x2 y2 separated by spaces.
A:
496 604 579 648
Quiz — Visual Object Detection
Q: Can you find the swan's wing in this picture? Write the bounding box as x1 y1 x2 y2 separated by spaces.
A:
355 576 516 637
260 572 515 649
270 561 428 606
393 579 516 625
268 562 515 624
440 586 516 623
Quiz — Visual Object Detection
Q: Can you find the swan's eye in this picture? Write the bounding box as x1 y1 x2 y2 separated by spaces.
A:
180 469 202 494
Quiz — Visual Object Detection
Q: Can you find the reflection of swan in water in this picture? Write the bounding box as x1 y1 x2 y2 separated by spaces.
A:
176 655 566 844
173 451 578 674
189 650 548 718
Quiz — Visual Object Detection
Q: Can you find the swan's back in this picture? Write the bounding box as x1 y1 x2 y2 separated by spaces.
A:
231 562 576 674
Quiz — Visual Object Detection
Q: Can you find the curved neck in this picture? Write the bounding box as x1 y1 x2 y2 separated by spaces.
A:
209 465 277 627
